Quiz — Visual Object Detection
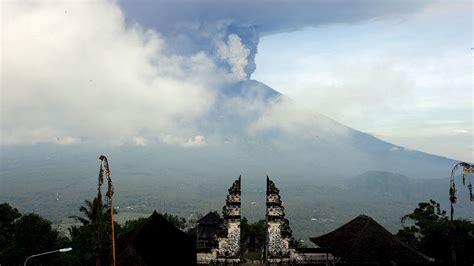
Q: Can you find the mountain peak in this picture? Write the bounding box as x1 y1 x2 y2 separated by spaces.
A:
220 79 281 100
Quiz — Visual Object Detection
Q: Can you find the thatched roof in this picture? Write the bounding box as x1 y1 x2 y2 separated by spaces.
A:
310 215 433 265
196 226 219 241
197 211 221 225
116 211 196 266
187 211 222 241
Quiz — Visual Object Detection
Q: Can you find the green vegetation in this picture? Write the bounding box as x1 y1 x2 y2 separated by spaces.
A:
67 197 117 265
1 198 473 265
120 217 148 234
0 203 72 265
69 198 106 226
397 200 474 265
3 162 473 242
243 251 261 261
161 212 187 230
0 200 188 265
241 217 265 246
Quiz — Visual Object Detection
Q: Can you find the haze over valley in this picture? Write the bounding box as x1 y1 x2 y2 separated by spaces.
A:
1 0 472 244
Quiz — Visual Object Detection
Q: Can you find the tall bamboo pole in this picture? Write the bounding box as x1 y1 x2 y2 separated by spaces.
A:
96 160 104 266
449 162 473 220
97 155 116 266
99 155 116 266
448 161 472 266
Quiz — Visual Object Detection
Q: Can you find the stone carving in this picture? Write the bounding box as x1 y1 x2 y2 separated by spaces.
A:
197 175 327 265
215 176 242 263
265 176 297 264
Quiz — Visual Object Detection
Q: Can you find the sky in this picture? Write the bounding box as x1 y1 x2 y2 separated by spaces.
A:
253 1 473 161
1 0 472 162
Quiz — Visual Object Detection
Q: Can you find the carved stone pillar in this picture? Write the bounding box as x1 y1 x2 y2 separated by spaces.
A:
215 176 242 263
265 176 296 264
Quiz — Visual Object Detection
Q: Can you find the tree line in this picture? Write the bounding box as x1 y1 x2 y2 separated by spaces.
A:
0 198 186 265
0 199 473 265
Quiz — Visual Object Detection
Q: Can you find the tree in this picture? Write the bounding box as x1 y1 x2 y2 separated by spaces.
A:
69 197 107 226
241 217 265 250
161 212 187 230
0 205 72 266
119 217 148 235
397 200 474 265
0 203 21 253
68 223 100 265
68 197 120 266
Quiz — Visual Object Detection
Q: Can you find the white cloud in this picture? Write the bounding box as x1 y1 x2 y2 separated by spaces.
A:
390 146 400 151
132 136 148 146
183 135 207 147
450 129 469 135
160 134 207 147
56 136 81 145
0 126 80 145
252 2 472 161
1 0 233 146
2 0 470 164
249 98 350 139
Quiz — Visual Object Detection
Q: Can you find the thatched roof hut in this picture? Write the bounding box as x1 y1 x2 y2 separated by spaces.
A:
310 215 433 265
195 211 222 241
187 211 222 249
116 211 196 266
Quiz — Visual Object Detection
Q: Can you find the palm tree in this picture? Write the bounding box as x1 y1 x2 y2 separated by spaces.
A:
69 197 107 226
68 197 119 265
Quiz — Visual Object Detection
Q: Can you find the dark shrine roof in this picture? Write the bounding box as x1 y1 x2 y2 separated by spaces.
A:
197 211 221 225
116 211 196 266
190 211 222 240
310 215 433 264
197 225 219 240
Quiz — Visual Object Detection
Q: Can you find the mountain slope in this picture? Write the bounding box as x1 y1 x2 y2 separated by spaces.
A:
0 79 466 238
199 79 458 179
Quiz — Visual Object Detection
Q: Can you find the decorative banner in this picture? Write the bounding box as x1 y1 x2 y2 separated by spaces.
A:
461 162 472 173
449 182 457 204
449 162 473 220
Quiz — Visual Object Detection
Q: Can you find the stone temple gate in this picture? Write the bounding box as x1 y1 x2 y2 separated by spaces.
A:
196 176 329 265
264 176 298 263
